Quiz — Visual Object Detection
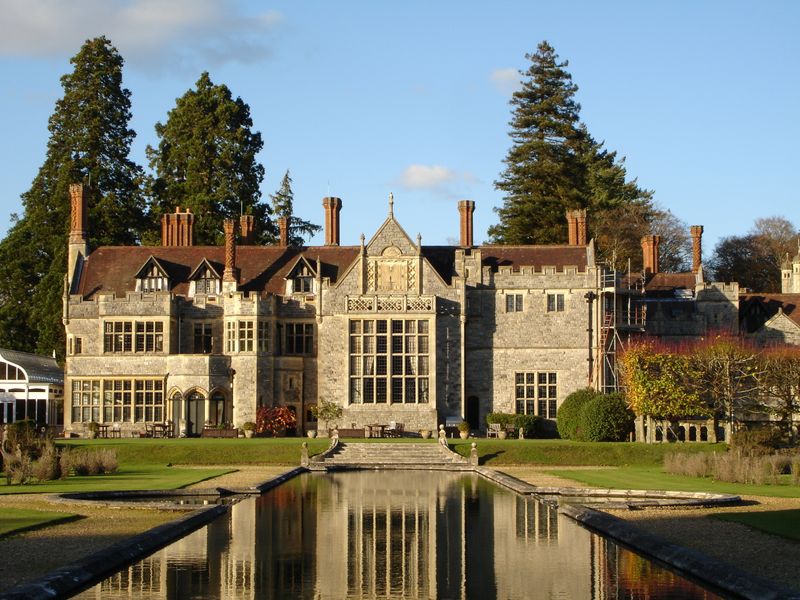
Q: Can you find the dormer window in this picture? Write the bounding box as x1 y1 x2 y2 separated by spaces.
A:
188 260 222 297
195 266 220 295
135 258 170 293
141 265 167 292
286 257 317 296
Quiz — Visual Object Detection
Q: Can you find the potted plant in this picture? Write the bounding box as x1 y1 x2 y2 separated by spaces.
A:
457 421 470 439
307 429 317 438
419 429 431 439
310 400 343 437
87 421 99 440
243 421 256 438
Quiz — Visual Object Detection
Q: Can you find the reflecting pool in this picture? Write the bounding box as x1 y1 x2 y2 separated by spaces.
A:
75 471 722 599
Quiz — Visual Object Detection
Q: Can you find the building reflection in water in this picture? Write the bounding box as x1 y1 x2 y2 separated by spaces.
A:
76 471 721 600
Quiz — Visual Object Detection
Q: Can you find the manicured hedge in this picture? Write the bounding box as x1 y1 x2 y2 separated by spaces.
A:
577 392 634 442
556 388 596 440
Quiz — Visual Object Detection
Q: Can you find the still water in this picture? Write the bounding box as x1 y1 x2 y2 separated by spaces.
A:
75 471 722 599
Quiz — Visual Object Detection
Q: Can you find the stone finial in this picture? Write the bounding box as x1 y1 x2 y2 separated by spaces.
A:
388 192 394 217
300 442 309 467
470 442 479 466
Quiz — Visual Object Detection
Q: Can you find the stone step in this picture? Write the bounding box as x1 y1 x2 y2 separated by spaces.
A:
317 442 465 466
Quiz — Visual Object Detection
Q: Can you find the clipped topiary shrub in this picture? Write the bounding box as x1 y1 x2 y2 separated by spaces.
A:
577 392 634 442
556 388 597 440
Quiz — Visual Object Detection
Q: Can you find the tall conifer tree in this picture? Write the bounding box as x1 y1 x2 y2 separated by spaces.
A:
0 37 144 357
490 41 587 245
270 170 321 246
490 41 655 268
146 72 271 245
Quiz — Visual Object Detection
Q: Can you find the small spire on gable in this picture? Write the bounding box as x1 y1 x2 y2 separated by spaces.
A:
388 192 394 217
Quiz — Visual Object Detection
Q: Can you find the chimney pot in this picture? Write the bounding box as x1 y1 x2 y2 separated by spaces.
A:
240 214 255 245
690 225 703 274
322 197 342 246
278 216 289 247
457 200 475 247
641 235 661 275
223 219 237 283
161 208 194 247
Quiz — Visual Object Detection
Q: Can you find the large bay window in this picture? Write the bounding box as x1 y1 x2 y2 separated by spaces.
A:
104 320 163 353
72 378 164 423
349 318 430 404
515 371 557 418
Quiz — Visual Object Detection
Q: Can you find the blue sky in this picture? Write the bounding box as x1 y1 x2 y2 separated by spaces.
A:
0 0 798 255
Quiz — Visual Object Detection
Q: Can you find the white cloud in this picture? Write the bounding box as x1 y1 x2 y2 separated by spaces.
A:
490 67 521 95
0 0 282 73
396 164 478 198
399 164 456 189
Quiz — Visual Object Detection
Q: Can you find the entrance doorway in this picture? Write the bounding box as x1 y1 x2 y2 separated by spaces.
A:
466 396 480 430
186 392 205 436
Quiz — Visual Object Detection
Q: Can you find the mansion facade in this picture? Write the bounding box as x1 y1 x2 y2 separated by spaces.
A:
62 184 741 436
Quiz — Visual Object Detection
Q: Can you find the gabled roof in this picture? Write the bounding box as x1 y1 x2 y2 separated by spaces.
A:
740 294 800 333
0 348 63 384
187 258 223 281
77 245 361 299
133 256 170 280
479 245 589 272
285 255 317 280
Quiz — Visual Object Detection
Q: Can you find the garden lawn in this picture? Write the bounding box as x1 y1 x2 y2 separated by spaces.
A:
57 438 330 465
715 510 800 541
448 439 720 467
0 464 232 495
0 508 81 537
546 466 800 498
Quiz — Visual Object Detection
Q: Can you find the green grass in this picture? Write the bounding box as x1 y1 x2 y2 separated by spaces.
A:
0 464 233 495
57 438 331 465
448 439 721 467
0 508 81 537
715 510 800 540
545 466 800 498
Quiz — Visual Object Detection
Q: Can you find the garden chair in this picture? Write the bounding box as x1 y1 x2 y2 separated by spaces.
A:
487 423 501 439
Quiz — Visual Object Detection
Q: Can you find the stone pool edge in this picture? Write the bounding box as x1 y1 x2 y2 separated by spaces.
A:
0 467 309 600
478 466 798 600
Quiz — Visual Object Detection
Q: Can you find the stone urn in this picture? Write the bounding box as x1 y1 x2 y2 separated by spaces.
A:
244 430 254 439
419 429 431 439
498 430 507 440
307 430 317 438
459 431 469 440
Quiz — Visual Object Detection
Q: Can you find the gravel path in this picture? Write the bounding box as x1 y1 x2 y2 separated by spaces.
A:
500 466 800 592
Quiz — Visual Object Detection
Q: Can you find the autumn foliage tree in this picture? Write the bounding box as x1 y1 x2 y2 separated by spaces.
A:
760 346 800 443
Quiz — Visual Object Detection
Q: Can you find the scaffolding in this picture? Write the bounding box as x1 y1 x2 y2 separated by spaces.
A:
598 263 645 393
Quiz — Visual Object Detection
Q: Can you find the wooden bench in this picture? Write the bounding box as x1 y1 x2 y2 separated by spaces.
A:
201 427 238 438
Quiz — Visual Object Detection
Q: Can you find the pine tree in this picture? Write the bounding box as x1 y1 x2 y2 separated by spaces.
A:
146 72 271 245
489 41 587 245
0 37 145 357
489 41 655 263
270 170 321 246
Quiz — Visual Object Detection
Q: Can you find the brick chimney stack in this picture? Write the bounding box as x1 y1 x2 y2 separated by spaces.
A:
240 214 255 245
322 197 342 246
457 200 475 248
566 209 587 245
278 216 289 247
67 183 89 293
69 183 87 245
641 235 661 275
222 219 238 286
690 225 703 274
161 207 194 247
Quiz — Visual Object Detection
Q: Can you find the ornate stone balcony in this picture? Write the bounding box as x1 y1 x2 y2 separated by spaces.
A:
345 295 435 313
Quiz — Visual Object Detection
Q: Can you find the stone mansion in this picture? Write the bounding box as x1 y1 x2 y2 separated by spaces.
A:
63 184 746 436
